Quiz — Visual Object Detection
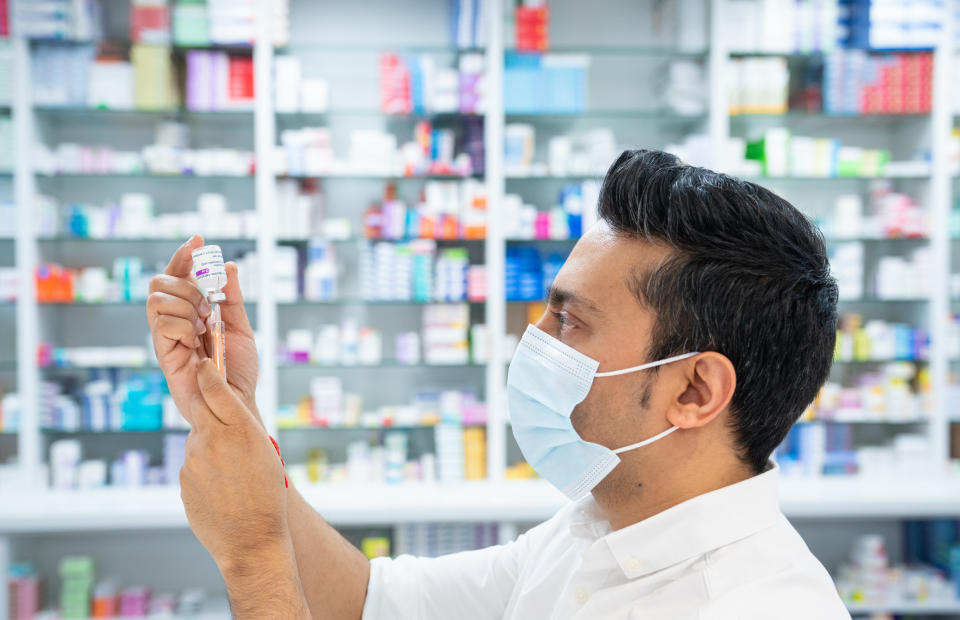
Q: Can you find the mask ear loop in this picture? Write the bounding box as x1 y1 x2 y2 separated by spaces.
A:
612 425 680 454
599 352 698 455
594 351 700 377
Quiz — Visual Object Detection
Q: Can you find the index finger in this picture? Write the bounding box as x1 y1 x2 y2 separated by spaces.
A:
166 234 206 278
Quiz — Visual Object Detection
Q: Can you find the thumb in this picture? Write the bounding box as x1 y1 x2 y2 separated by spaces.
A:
220 262 254 337
197 358 251 426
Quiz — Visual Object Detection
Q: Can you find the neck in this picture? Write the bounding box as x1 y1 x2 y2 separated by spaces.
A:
593 453 755 531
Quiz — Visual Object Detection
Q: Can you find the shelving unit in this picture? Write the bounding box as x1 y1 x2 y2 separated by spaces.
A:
0 0 956 520
2 0 960 617
0 0 952 508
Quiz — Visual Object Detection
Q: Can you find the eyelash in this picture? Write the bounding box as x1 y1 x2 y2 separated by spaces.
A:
552 311 574 332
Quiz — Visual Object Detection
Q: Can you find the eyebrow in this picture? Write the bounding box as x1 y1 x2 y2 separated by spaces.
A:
547 285 604 315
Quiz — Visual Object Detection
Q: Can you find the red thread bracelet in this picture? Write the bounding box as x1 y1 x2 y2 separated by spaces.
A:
269 435 288 488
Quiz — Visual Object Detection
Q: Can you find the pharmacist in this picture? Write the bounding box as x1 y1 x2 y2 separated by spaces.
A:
147 149 850 619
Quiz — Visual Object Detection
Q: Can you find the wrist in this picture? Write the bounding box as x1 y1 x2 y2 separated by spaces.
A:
217 531 292 580
217 534 310 620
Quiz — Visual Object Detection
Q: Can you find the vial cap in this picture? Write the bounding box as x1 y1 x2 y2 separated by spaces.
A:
207 292 226 303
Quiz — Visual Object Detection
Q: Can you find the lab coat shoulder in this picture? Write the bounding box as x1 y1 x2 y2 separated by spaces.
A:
700 517 851 620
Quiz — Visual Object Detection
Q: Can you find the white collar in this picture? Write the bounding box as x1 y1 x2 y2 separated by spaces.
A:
569 461 783 579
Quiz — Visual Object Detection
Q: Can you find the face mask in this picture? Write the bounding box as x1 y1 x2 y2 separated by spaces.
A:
507 324 698 501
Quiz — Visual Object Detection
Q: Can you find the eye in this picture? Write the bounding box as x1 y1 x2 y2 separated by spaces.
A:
552 310 576 334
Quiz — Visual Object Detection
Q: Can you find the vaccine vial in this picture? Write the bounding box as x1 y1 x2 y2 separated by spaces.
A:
192 245 227 379
191 245 227 303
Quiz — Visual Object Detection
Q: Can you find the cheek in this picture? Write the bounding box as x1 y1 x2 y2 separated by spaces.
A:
570 379 618 443
571 376 653 442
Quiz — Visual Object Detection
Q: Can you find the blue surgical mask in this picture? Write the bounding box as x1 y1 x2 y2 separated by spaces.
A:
507 324 698 501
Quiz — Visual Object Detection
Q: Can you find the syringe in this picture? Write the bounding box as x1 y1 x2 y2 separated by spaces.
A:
208 299 226 379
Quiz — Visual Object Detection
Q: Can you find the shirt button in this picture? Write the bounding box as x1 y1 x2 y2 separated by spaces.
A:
626 558 642 572
574 588 590 604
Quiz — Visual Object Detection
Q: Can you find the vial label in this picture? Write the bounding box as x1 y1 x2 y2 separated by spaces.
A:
192 245 227 293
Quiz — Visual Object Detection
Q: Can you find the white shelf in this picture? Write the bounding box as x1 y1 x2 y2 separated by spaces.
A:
4 477 960 534
846 599 960 615
35 607 231 620
0 481 565 533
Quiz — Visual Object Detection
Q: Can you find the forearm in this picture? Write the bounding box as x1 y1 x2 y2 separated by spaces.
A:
287 484 371 620
219 537 311 620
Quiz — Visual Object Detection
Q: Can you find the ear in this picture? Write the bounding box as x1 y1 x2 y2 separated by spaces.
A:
666 352 736 429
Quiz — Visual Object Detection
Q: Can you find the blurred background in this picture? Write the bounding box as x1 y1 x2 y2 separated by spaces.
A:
2 0 960 618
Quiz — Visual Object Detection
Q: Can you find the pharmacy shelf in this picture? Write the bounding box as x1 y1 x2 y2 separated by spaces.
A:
728 49 829 58
505 45 707 57
743 172 933 181
282 43 484 54
505 172 606 180
505 110 707 120
32 362 483 371
33 105 254 121
39 365 158 372
277 361 485 369
41 428 184 435
0 482 564 532
276 237 487 244
502 298 924 308
838 297 930 304
276 423 487 431
832 359 928 364
845 599 960 615
5 0 956 539
277 110 483 120
727 49 937 59
35 173 254 180
39 237 257 244
5 476 960 534
276 173 484 180
276 237 582 245
38 301 256 307
277 299 484 306
506 170 924 182
730 112 930 121
26 37 259 53
826 237 929 242
797 418 927 424
34 609 231 620
38 300 151 306
778 476 960 518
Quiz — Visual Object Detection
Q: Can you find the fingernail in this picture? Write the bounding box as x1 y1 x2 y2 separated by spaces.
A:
193 336 202 348
195 318 207 334
199 299 211 317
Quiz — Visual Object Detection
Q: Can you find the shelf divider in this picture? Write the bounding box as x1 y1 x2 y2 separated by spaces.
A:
485 0 508 483
255 0 280 437
13 34 41 486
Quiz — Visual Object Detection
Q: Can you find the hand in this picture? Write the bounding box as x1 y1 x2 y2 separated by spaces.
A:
181 358 290 570
146 235 260 424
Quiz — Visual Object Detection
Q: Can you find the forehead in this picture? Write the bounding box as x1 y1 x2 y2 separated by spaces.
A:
553 223 671 311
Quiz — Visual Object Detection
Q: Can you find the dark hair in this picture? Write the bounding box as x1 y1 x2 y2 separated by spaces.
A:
597 149 838 473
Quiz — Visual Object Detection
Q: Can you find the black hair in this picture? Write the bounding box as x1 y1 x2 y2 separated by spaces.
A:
597 149 838 473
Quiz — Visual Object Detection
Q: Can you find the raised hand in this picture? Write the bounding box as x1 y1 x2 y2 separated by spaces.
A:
146 235 260 423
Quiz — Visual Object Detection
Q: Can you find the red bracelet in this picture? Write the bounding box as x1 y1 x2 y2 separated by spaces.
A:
269 435 289 488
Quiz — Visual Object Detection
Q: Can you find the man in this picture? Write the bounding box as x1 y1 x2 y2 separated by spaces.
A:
147 149 850 619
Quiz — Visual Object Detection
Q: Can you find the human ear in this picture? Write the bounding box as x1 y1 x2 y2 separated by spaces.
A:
667 352 736 429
